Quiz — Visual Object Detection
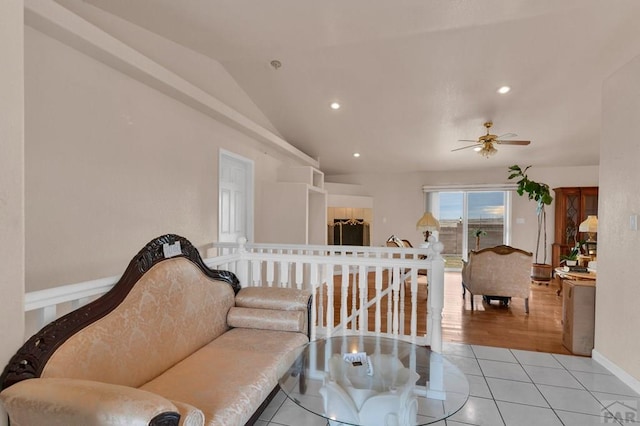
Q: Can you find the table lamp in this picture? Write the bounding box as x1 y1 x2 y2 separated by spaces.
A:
416 212 440 242
579 215 598 257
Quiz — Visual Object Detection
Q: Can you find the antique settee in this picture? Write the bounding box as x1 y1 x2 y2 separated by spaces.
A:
0 234 311 426
461 245 533 313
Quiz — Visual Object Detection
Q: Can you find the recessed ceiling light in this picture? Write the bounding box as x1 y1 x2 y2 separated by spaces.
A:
497 86 511 94
353 152 360 158
330 102 341 110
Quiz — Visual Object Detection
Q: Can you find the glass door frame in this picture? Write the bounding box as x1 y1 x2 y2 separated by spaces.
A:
423 184 515 269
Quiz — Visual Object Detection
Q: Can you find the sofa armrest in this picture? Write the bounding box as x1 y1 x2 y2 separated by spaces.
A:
0 378 181 426
235 287 311 311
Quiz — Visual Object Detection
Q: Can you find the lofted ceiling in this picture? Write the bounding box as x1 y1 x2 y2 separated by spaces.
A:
55 0 640 175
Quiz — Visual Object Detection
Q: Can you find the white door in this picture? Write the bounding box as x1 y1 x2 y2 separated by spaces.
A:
219 150 254 243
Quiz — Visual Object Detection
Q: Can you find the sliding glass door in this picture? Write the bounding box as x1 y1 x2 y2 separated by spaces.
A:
430 190 509 269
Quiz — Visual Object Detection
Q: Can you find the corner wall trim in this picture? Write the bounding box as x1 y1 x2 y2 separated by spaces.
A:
592 349 640 395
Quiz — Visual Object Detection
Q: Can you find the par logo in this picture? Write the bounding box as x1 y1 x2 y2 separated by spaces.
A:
601 400 638 424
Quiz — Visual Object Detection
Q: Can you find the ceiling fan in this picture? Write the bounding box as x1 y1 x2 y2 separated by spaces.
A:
453 122 531 158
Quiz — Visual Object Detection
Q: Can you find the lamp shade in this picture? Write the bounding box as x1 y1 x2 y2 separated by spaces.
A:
579 215 598 233
416 212 441 232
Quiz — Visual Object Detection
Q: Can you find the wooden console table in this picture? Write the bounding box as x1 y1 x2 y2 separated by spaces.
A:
554 267 596 296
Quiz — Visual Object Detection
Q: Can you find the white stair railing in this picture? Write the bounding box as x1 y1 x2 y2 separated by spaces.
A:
22 239 445 351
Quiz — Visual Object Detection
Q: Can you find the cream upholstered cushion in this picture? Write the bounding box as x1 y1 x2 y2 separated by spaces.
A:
235 287 310 311
41 258 235 388
140 328 308 426
227 307 305 333
235 287 310 334
0 378 178 426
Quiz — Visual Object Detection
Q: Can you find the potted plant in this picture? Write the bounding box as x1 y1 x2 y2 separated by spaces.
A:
472 228 487 251
560 243 580 267
508 165 554 281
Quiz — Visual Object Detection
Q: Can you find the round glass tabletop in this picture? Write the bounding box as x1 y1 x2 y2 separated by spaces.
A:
278 335 469 426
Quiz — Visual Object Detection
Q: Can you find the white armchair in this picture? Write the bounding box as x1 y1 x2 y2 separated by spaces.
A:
461 245 533 313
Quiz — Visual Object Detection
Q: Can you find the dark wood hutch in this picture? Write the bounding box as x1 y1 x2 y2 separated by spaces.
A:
551 187 598 270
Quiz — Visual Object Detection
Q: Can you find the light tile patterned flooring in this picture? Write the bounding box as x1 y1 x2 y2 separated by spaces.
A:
257 342 640 426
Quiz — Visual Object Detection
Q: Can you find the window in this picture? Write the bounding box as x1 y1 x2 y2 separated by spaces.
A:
424 186 512 270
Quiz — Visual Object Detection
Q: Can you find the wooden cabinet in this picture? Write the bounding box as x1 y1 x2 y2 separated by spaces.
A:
551 187 598 270
562 280 596 356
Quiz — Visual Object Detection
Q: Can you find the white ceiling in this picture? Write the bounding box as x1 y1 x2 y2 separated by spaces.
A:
59 0 640 175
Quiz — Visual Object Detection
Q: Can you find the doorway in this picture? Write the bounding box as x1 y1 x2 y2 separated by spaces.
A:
218 150 254 243
429 190 510 269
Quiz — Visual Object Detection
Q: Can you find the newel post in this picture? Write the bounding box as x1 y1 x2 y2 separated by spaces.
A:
426 235 446 400
426 235 445 354
236 237 249 287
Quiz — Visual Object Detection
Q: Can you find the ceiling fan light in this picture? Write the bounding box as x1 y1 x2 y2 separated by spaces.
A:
473 146 482 152
478 144 497 158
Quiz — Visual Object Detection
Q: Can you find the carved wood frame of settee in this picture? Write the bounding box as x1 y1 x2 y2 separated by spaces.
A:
0 234 241 426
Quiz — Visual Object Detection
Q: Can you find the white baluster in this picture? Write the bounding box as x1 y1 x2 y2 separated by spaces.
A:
38 305 56 329
386 268 393 333
295 261 303 290
410 268 418 342
236 237 249 286
358 264 367 333
392 266 400 336
325 264 334 336
351 267 357 332
374 266 382 335
341 265 349 330
266 259 274 287
251 259 261 287
279 260 290 288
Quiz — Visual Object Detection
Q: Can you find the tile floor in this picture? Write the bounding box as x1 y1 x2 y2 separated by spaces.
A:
257 343 640 425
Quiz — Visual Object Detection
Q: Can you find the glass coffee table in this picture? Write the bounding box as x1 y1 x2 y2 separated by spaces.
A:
279 335 469 426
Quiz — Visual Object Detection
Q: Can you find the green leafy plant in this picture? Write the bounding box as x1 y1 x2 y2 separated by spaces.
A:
560 243 580 263
508 165 554 264
472 228 487 250
473 228 487 238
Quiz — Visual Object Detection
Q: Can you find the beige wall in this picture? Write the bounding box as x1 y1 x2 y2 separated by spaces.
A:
24 26 285 291
327 166 598 256
0 1 25 424
596 53 640 381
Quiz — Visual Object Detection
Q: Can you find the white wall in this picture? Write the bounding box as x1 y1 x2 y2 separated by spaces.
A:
328 165 598 256
54 0 284 139
24 26 287 291
596 53 640 381
0 1 25 424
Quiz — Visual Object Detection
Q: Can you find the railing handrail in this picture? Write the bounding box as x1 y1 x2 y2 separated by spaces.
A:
214 241 431 255
23 240 445 353
25 250 431 312
25 275 120 312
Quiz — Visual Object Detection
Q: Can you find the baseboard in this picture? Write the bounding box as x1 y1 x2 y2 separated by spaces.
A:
592 349 640 395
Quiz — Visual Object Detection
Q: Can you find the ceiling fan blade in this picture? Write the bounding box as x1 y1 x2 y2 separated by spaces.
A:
496 140 530 146
451 144 480 152
497 132 517 139
457 139 480 143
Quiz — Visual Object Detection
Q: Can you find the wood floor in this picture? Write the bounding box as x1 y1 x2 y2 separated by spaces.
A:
325 271 571 355
442 272 571 354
